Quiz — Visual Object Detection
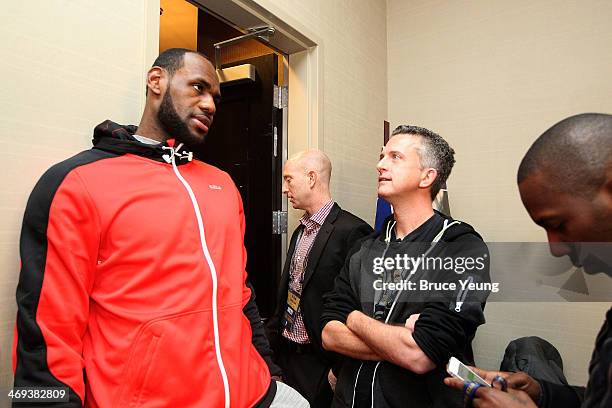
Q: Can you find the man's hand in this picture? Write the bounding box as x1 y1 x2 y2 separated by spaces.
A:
346 311 434 374
405 313 420 332
328 369 337 391
499 372 541 403
321 320 383 360
444 366 542 405
470 387 537 408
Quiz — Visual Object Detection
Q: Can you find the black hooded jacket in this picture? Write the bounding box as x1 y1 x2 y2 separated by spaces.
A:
321 211 490 408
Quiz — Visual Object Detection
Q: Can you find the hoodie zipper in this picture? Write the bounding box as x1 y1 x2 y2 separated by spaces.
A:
162 142 231 408
359 218 461 408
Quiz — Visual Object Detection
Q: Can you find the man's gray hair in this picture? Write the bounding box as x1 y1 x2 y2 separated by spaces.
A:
391 125 455 200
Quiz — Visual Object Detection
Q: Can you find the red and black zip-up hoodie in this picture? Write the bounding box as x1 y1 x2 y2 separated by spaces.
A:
14 121 273 407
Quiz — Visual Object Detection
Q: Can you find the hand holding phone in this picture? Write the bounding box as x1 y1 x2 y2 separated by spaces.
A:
447 357 491 387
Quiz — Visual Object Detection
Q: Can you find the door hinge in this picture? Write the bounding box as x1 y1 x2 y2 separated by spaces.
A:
273 85 288 109
272 210 288 234
273 126 278 157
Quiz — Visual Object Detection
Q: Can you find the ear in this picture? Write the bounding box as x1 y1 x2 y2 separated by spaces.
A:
146 67 165 97
307 170 317 189
598 166 612 206
419 168 438 189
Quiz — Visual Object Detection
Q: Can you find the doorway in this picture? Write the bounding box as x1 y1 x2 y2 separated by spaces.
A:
160 0 287 317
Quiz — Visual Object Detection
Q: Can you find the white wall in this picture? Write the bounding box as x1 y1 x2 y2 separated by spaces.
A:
0 0 160 392
255 0 388 226
387 0 612 384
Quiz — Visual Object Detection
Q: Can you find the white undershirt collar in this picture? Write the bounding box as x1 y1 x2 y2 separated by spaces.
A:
133 134 161 145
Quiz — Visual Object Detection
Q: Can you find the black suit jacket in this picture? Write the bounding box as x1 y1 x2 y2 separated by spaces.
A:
267 203 373 362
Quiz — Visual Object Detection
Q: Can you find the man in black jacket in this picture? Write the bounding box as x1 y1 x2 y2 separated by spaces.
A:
267 149 372 407
445 113 612 408
321 125 490 407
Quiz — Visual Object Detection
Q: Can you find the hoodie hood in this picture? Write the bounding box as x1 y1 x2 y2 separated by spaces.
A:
92 120 193 164
378 209 483 243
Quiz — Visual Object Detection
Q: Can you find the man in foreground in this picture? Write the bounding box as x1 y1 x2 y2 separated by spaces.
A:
14 48 306 407
445 113 612 407
321 125 490 407
267 150 372 407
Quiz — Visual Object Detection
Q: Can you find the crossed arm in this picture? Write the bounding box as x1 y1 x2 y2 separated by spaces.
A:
321 236 489 377
322 311 435 374
320 243 435 374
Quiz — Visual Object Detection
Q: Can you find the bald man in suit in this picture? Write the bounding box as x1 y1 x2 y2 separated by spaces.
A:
266 150 373 407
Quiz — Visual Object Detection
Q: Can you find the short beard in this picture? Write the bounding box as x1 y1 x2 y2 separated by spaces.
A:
157 87 203 148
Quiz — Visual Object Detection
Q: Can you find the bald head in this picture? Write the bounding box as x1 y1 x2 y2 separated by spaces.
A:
287 149 333 187
518 113 612 196
283 149 333 214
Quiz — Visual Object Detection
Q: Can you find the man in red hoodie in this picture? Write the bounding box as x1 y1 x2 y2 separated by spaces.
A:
13 48 308 408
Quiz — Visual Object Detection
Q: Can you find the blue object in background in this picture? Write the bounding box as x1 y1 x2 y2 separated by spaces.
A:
374 197 393 232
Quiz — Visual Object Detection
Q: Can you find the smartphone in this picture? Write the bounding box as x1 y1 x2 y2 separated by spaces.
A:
447 357 490 387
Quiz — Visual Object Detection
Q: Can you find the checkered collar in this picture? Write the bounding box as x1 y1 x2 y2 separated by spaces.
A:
300 200 334 232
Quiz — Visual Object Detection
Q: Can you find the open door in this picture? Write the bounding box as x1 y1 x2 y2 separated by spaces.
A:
195 54 284 317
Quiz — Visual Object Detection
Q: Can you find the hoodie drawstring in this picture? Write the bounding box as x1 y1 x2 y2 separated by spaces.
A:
365 218 462 407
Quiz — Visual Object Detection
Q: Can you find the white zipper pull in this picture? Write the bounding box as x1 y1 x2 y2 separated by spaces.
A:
455 276 473 312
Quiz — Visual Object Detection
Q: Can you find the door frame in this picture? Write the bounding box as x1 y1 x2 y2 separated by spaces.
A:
146 0 323 248
190 0 324 153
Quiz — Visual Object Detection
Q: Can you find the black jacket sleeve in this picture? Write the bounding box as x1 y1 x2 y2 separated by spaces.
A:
345 223 374 253
319 223 372 327
537 380 583 408
411 302 483 367
244 281 283 377
411 235 490 367
319 245 363 376
320 240 365 328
